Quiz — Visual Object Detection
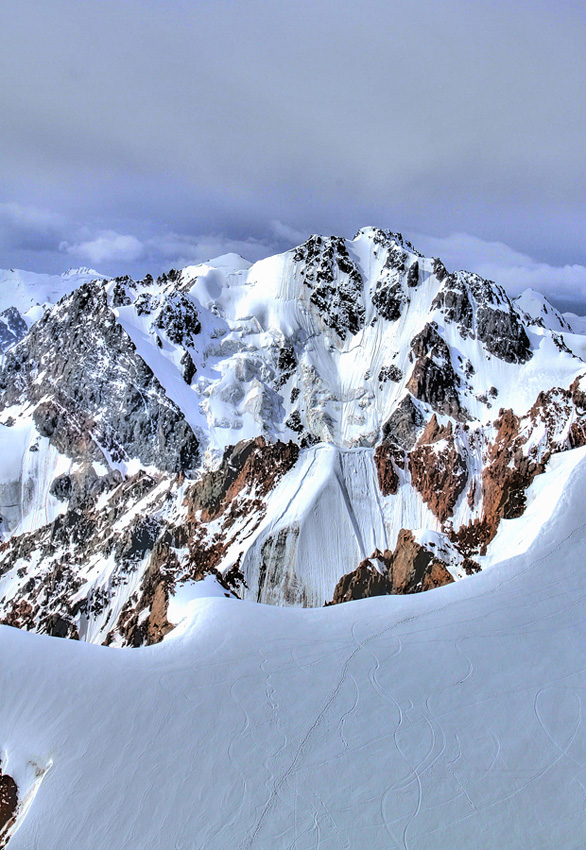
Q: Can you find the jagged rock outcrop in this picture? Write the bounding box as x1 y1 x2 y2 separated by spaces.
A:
378 364 402 384
0 307 28 353
433 272 533 364
328 529 454 604
187 437 300 523
293 235 365 338
432 274 474 333
0 281 200 474
371 237 420 321
409 417 468 523
153 290 201 345
407 323 465 419
470 277 532 364
374 442 404 496
389 530 454 593
327 556 391 604
381 395 425 451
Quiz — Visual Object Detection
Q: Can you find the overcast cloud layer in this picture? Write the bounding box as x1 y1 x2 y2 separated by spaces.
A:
0 0 584 310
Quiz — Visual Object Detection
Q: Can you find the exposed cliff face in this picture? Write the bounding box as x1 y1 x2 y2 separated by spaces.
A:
409 417 468 523
328 529 454 604
327 557 391 604
1 227 585 642
374 442 403 496
293 235 365 338
371 240 415 321
390 530 454 593
432 272 533 364
407 323 465 419
381 394 425 451
187 438 300 523
0 307 28 353
0 282 200 475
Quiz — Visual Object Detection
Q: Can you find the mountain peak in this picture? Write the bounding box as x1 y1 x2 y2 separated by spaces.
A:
0 227 585 647
352 226 422 256
63 266 105 278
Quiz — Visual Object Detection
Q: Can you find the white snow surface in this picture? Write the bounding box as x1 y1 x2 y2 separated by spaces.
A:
514 287 572 333
0 267 104 314
0 416 70 538
564 311 586 335
4 452 586 848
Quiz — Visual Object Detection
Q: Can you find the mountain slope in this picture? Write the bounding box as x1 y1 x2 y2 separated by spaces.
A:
1 228 586 645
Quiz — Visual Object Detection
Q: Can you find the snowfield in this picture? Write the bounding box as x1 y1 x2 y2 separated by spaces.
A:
0 267 104 316
3 451 586 849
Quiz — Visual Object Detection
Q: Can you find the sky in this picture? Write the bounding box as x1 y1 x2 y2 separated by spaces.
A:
0 0 585 311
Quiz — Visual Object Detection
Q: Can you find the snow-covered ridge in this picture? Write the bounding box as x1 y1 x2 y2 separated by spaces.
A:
0 266 105 314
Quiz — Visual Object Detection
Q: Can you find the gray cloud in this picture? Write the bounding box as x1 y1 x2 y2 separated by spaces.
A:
411 231 586 313
0 202 66 253
146 230 283 268
61 232 145 266
0 0 584 300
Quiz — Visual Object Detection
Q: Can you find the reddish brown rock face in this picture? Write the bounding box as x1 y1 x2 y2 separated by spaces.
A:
569 421 586 448
4 599 35 631
389 529 454 593
571 376 586 411
187 437 300 523
328 558 392 604
483 410 540 522
327 529 454 604
374 443 403 496
112 552 176 648
408 416 468 524
453 408 546 556
0 764 18 849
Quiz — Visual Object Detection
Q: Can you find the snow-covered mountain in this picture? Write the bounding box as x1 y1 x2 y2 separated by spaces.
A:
1 227 586 647
3 227 586 848
0 266 105 314
0 267 105 353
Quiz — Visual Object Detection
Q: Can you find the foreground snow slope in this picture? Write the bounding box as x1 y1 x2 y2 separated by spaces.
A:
3 453 586 849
